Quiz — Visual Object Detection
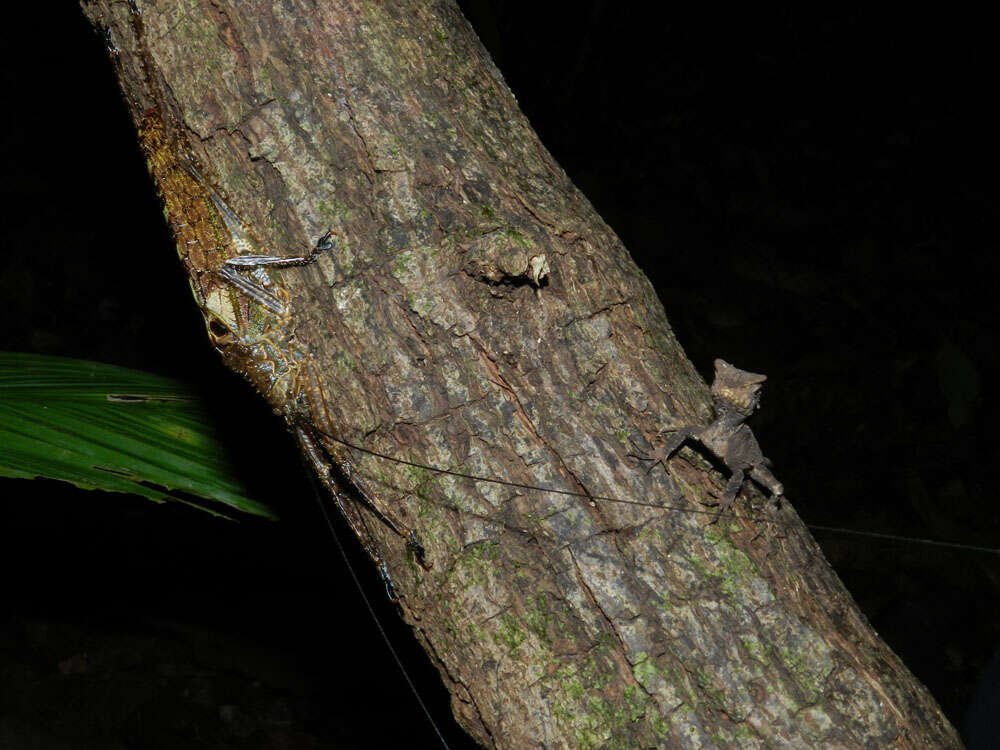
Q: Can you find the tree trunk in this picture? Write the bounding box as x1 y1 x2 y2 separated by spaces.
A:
81 1 961 747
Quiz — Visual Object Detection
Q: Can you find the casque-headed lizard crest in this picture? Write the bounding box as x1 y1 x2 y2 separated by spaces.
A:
637 359 784 516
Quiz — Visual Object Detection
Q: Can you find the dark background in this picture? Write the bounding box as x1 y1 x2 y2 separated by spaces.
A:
1 3 997 748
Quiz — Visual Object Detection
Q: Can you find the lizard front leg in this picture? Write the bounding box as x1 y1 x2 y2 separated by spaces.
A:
223 230 335 271
217 230 335 315
631 428 695 474
716 469 746 517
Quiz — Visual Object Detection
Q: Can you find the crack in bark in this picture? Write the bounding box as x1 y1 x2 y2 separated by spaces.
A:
465 336 603 520
327 62 377 182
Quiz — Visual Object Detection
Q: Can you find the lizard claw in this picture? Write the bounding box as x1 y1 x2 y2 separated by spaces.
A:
628 444 668 475
629 429 688 476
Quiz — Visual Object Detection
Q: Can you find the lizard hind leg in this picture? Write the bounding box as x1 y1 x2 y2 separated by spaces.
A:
295 422 432 571
296 424 390 572
749 464 784 509
713 469 746 521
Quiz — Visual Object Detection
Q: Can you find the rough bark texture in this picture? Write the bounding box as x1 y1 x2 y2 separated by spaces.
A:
81 1 961 747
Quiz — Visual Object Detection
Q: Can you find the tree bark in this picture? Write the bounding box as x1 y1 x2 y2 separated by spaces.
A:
81 1 961 747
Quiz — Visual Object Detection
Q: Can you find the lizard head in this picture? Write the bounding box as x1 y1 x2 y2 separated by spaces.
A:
711 359 767 416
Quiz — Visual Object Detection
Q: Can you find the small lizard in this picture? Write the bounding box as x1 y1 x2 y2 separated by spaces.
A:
137 108 432 571
636 359 784 516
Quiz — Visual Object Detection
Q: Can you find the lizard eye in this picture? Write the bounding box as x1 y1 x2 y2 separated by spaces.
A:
206 316 235 346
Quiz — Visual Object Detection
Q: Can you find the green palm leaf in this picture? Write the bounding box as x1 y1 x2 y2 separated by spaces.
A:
0 352 275 519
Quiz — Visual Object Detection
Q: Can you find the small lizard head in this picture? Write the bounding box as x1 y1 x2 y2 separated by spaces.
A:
711 359 767 416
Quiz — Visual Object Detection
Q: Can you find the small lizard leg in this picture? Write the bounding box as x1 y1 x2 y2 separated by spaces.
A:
749 464 784 507
716 469 746 517
296 423 431 570
297 425 393 580
218 231 335 315
376 561 400 602
631 428 693 474
224 230 334 270
218 264 286 314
